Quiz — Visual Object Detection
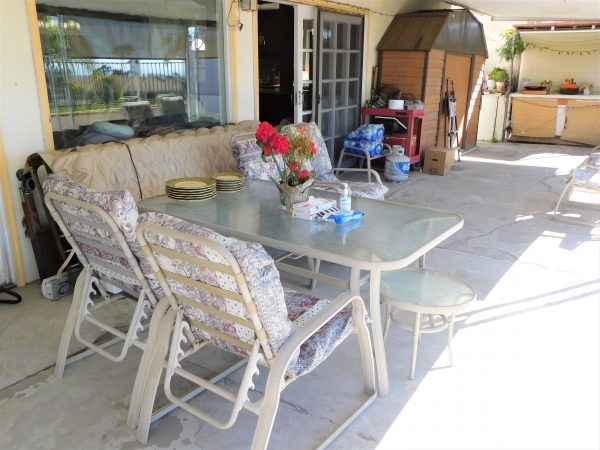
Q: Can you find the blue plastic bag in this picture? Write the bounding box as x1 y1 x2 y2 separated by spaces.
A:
345 124 384 142
343 139 384 157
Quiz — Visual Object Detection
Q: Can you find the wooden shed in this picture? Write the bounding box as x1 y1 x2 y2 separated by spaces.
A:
377 10 488 150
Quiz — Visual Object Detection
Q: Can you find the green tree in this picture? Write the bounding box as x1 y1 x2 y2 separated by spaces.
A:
91 65 123 107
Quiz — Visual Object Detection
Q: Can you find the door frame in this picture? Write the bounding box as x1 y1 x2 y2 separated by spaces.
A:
253 0 368 123
293 3 317 123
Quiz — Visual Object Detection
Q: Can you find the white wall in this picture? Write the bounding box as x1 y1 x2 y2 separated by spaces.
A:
477 93 506 141
477 16 600 93
478 16 513 75
233 9 257 121
0 0 46 283
519 49 600 94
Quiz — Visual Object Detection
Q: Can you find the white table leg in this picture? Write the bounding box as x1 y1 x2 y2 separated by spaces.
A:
410 312 421 380
352 268 389 396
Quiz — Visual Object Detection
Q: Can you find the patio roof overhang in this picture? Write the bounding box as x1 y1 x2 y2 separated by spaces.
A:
518 28 600 52
450 0 600 21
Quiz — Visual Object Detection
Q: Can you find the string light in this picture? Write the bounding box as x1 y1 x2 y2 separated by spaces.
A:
525 42 600 54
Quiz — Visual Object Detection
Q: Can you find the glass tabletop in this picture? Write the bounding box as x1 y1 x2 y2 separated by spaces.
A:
138 179 463 270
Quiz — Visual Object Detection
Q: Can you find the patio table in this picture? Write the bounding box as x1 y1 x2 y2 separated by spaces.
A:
138 179 463 396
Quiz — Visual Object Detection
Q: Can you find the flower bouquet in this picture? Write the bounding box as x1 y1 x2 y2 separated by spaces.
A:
255 122 317 212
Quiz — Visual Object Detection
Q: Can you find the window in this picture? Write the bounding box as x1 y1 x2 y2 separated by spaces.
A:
36 0 227 149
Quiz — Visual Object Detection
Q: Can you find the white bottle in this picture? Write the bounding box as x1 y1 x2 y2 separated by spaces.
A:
339 183 351 211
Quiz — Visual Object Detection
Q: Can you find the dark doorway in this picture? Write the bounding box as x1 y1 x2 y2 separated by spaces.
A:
258 1 294 125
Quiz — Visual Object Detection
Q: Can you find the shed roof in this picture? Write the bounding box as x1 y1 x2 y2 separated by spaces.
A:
377 9 488 57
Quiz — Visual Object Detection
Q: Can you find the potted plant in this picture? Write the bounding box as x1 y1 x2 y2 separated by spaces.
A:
489 67 508 92
255 122 317 213
497 29 526 62
485 74 496 91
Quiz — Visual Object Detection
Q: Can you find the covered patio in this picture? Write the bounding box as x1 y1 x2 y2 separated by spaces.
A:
1 0 600 448
1 141 598 450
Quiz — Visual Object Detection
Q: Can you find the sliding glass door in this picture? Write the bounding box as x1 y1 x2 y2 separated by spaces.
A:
317 12 363 161
36 1 227 149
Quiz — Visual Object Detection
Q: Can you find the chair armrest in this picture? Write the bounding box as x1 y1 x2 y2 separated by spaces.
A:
273 292 363 366
335 168 383 185
311 181 345 194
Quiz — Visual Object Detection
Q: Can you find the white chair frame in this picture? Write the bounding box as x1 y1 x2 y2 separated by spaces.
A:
280 123 386 191
336 143 392 183
232 130 385 196
553 146 600 217
45 192 158 378
231 132 325 290
131 222 376 449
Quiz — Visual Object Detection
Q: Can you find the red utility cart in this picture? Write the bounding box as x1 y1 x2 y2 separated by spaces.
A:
361 107 424 165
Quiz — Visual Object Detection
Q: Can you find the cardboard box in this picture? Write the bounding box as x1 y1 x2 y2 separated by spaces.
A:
423 148 455 176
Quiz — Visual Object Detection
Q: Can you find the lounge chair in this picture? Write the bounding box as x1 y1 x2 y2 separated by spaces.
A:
131 212 375 448
43 175 160 378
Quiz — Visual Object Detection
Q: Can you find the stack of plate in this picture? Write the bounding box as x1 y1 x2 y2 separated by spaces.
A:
165 177 216 201
213 172 245 192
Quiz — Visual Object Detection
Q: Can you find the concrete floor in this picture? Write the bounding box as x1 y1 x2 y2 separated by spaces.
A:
1 142 599 450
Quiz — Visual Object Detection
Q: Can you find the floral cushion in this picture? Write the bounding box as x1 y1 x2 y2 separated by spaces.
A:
43 175 162 297
138 212 294 358
286 123 388 200
285 122 334 180
283 289 353 379
44 175 138 242
232 140 283 182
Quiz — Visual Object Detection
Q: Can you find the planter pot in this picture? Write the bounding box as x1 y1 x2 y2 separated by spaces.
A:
486 79 496 91
274 178 314 213
496 81 505 92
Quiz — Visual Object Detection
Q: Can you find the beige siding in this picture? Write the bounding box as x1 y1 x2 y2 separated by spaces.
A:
423 49 444 149
464 55 485 148
380 51 426 100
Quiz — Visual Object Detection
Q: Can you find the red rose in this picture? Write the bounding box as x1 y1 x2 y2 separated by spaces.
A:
300 169 310 179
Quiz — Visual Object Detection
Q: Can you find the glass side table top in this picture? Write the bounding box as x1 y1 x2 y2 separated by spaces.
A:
139 179 464 270
381 268 476 311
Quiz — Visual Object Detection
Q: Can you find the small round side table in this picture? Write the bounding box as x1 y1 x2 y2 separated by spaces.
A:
381 268 477 379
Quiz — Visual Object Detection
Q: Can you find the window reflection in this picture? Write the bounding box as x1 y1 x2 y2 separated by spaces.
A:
36 1 226 149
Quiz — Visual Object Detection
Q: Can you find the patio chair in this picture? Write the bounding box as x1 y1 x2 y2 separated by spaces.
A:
122 100 153 125
283 122 389 200
231 124 387 289
43 175 161 378
132 212 375 449
232 123 389 200
553 146 600 216
231 135 321 290
157 94 188 121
